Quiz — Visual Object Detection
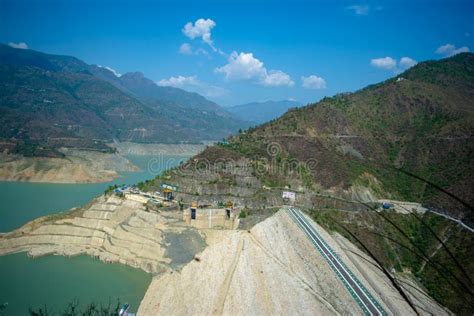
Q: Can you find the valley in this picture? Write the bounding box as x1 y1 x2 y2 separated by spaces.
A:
0 4 473 314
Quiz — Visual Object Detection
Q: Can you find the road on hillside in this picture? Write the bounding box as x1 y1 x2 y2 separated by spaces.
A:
288 207 387 316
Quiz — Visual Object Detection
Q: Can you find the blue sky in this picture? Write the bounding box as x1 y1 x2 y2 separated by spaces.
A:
1 0 473 106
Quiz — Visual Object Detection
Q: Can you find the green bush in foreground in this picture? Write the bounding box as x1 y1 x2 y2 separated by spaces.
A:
28 299 122 316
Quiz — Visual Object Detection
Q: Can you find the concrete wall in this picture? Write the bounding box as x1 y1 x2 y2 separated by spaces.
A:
124 193 149 204
183 208 239 229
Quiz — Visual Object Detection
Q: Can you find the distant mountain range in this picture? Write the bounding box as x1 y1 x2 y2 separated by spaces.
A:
228 100 302 124
0 44 250 155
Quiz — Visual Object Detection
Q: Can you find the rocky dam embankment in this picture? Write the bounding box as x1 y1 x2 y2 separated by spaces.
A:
0 194 206 273
139 210 450 315
0 194 450 315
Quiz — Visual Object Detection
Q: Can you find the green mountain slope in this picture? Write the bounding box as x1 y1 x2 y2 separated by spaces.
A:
142 53 474 314
0 44 249 154
224 53 474 222
116 72 249 139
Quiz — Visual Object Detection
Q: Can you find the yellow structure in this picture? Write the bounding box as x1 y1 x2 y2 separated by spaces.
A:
163 188 173 201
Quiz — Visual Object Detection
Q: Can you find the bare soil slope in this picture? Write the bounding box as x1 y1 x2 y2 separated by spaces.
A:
138 210 448 315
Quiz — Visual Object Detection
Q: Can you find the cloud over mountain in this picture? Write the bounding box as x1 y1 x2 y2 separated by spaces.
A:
371 57 397 70
301 75 326 89
158 75 228 99
8 42 28 49
436 43 470 57
371 56 417 71
215 51 293 87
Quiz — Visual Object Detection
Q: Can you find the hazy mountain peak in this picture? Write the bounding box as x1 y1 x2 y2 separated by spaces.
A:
120 71 146 80
228 99 302 124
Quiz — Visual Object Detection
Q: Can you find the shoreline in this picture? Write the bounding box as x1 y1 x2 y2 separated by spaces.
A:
0 193 207 273
0 143 204 184
0 176 118 184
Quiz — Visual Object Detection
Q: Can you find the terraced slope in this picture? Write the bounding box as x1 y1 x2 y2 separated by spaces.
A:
0 194 206 273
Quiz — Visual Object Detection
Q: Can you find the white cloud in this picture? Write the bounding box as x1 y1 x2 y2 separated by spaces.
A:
261 70 295 87
215 51 293 87
182 18 216 51
346 5 370 15
301 75 326 89
399 57 417 69
8 42 28 49
370 57 397 70
435 43 470 57
215 51 264 80
370 56 417 72
157 75 229 99
178 43 210 57
179 43 192 55
158 75 199 87
195 48 210 56
98 65 121 77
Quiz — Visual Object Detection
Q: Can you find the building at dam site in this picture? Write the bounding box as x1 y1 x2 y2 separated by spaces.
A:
183 201 239 229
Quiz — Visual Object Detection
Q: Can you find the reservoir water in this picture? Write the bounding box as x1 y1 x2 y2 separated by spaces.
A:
0 155 187 232
0 253 152 315
0 155 188 314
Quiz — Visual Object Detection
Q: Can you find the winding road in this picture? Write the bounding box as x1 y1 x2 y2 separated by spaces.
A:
288 207 387 316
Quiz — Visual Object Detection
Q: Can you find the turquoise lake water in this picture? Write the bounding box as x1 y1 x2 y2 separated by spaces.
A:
0 155 189 315
0 155 187 232
0 253 152 315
